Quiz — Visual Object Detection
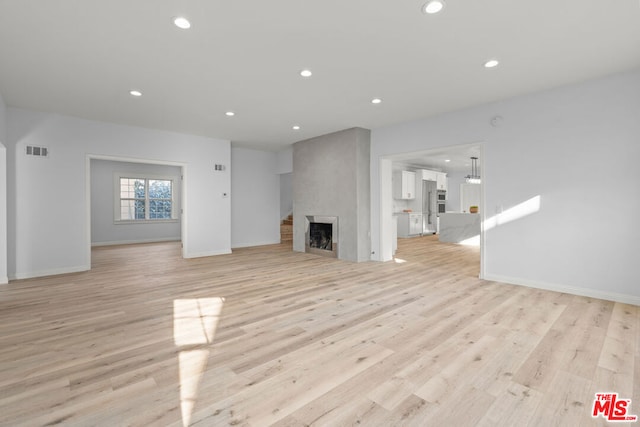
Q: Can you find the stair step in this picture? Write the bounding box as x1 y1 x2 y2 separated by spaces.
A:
280 215 294 243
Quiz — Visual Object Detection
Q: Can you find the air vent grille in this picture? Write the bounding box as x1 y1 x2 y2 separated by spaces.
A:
26 145 49 157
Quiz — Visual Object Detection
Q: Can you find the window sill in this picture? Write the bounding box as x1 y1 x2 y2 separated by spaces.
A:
114 219 179 225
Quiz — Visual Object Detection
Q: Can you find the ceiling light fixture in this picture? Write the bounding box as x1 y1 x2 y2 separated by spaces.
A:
225 111 235 117
129 90 142 97
371 98 382 104
465 157 481 184
292 125 300 130
484 59 499 68
173 16 191 29
422 0 445 14
300 69 312 77
445 159 451 163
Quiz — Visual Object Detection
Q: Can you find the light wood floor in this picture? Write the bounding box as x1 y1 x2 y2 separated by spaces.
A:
0 236 638 426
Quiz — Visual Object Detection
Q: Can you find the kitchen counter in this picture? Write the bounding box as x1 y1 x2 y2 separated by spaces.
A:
438 212 480 245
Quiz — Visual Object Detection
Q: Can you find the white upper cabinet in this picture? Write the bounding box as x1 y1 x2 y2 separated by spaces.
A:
436 172 448 191
420 169 447 191
421 169 438 182
393 171 416 199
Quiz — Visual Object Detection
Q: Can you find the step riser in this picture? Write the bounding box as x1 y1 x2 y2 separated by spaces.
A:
281 217 293 243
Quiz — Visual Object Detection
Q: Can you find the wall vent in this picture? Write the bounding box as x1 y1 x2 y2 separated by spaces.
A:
26 145 49 157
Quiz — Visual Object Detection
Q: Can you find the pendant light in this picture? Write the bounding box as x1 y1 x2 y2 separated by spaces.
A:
465 157 481 184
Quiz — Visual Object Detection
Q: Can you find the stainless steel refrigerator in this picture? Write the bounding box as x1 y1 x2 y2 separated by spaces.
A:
422 180 437 234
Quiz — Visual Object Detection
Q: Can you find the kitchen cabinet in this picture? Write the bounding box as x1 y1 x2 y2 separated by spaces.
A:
420 169 447 191
436 172 448 191
410 214 422 235
393 171 416 199
421 169 438 182
397 212 422 237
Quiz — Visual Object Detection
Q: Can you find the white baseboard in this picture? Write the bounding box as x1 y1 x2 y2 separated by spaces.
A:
183 249 232 259
10 265 91 281
91 237 180 247
231 240 281 249
0 276 8 285
484 273 640 306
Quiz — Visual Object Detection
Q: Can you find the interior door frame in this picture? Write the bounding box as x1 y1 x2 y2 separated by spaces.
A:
378 143 485 279
85 154 188 269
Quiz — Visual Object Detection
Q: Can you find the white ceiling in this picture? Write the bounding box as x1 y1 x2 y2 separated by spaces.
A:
390 144 481 175
1 1 639 151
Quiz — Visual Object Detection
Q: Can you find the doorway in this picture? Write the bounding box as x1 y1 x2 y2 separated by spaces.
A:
85 155 187 268
379 143 485 278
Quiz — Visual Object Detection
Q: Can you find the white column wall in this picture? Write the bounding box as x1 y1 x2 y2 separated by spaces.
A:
230 147 280 248
0 92 7 284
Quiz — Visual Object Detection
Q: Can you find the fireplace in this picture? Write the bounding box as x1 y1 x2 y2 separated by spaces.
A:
305 216 338 258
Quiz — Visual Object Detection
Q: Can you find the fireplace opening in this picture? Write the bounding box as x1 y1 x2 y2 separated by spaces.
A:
309 222 332 250
304 215 338 258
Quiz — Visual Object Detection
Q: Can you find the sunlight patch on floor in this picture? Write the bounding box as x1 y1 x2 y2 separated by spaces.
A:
459 235 480 246
173 297 225 426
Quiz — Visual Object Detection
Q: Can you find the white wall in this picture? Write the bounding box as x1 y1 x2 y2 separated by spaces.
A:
280 173 293 219
460 183 482 214
90 159 182 246
277 147 294 220
6 109 231 279
0 92 7 284
230 147 280 248
371 70 640 304
445 170 466 213
276 147 293 174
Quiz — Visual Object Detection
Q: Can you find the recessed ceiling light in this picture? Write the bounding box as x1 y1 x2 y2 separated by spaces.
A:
129 90 142 97
300 69 312 77
484 59 499 68
292 125 301 130
422 0 445 14
445 159 451 163
173 16 191 29
225 111 235 117
371 98 382 104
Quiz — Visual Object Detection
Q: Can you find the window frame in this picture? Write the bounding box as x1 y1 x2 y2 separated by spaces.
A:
113 173 179 224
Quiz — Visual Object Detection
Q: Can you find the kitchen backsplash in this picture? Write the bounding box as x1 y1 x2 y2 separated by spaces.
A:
393 198 411 212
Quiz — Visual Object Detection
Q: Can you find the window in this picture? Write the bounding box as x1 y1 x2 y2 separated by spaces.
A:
116 175 176 222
